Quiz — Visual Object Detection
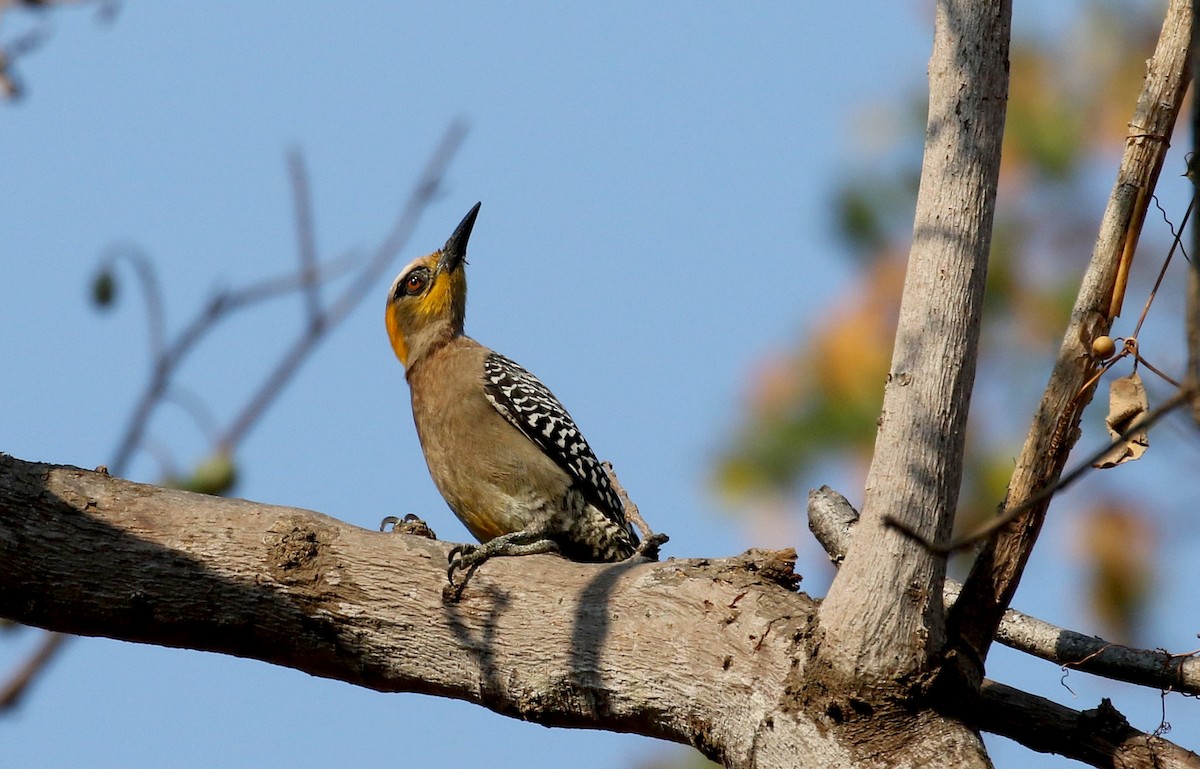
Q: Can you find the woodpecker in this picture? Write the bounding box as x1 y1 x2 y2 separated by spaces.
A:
386 203 651 583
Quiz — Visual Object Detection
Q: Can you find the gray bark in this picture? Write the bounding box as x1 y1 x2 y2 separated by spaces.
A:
815 0 1009 712
5 456 1198 767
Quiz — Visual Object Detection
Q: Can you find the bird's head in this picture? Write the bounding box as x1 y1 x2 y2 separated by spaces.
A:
385 202 480 368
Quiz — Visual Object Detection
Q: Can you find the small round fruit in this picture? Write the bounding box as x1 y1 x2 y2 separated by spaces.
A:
1092 335 1116 359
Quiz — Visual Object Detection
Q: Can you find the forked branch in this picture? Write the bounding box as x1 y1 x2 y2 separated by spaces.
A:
810 487 1200 696
947 0 1194 671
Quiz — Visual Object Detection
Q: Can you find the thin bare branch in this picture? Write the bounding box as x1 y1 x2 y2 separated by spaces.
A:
6 124 467 715
219 250 360 311
952 584 1200 695
327 123 468 327
162 385 220 443
0 630 67 709
217 120 467 451
287 148 322 326
885 388 1191 553
106 250 356 475
1135 349 1184 387
0 0 117 100
1190 6 1200 421
0 7 49 100
601 461 668 560
947 0 1194 672
1131 195 1193 339
109 125 465 473
98 243 167 362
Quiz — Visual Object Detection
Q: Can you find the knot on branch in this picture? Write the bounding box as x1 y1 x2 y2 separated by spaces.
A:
265 517 345 600
1080 697 1130 733
720 548 802 592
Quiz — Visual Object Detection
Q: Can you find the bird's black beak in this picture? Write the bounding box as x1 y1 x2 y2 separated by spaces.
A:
438 202 481 274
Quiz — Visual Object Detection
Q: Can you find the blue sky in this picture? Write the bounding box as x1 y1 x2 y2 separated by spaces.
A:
4 2 1196 767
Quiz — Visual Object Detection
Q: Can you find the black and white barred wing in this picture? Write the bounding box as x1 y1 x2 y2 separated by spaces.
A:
482 352 626 525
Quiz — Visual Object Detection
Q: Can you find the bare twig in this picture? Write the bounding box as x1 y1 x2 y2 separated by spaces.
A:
0 630 66 709
1135 349 1184 387
218 120 467 451
1 123 468 714
602 461 668 559
287 149 322 326
1189 12 1200 422
106 248 357 474
1131 194 1194 340
885 388 1192 552
162 385 220 443
218 251 360 310
0 0 115 100
946 0 1194 671
97 244 166 362
0 9 49 100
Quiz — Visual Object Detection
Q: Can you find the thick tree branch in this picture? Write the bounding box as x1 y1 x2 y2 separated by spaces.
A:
810 487 1200 697
978 680 1200 768
815 0 1011 689
0 453 1050 769
948 0 1194 671
6 455 1194 767
0 453 850 769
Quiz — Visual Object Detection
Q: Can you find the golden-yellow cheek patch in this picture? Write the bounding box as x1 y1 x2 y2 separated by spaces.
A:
419 269 465 320
385 306 409 366
384 254 466 367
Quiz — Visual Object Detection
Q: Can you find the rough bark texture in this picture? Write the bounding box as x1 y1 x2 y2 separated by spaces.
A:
8 457 1197 767
814 0 1010 696
978 682 1200 768
0 453 993 769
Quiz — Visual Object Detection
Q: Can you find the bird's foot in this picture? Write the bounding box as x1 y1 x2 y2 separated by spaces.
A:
380 513 437 540
446 542 481 581
444 543 488 602
443 533 560 601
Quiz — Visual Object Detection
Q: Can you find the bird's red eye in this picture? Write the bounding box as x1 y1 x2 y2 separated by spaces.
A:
405 273 427 295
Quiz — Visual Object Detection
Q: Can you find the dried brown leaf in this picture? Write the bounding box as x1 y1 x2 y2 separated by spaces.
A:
1094 372 1149 468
